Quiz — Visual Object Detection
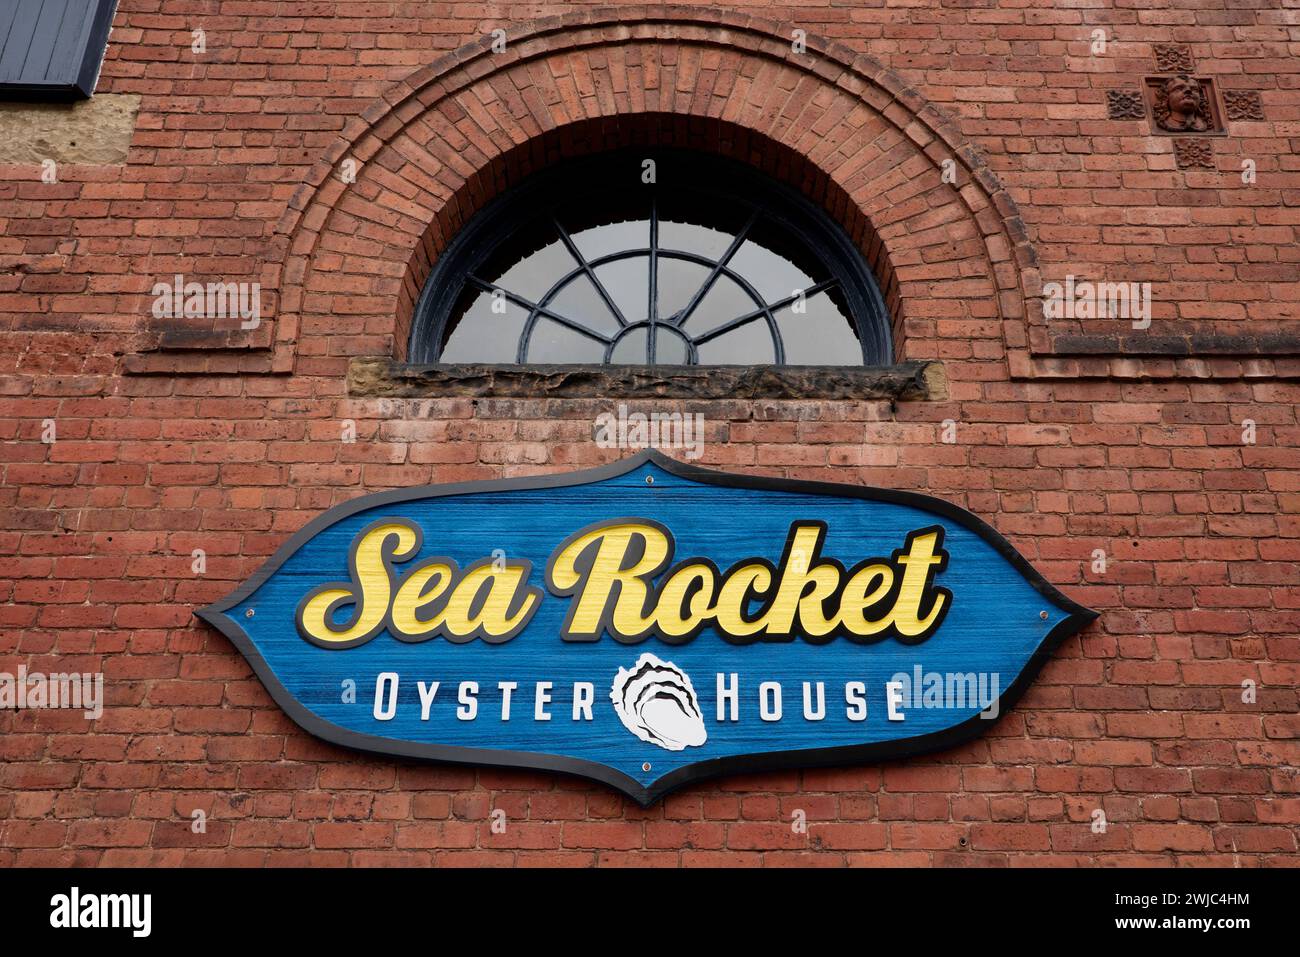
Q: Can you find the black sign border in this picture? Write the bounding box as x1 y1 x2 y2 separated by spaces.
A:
197 449 1098 806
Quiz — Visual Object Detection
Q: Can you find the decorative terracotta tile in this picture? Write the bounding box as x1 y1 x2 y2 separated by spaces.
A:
1223 90 1264 121
1107 90 1145 120
1173 138 1214 170
1154 44 1194 73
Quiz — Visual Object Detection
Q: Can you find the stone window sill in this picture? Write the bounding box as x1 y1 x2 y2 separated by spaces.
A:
346 357 944 401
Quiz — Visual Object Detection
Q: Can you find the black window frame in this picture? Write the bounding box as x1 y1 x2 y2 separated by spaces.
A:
408 149 893 368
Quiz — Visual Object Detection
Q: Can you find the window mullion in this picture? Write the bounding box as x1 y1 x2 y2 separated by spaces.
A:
647 198 659 365
551 216 630 328
673 209 759 329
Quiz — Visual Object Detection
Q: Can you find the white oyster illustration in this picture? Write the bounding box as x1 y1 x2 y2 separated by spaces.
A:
610 653 707 751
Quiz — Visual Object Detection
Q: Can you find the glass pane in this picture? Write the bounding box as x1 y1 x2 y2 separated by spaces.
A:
773 290 861 365
695 318 775 365
727 238 816 305
441 296 528 363
609 326 648 364
657 188 750 255
592 258 649 325
548 274 621 336
659 220 733 260
684 274 761 332
487 238 574 303
654 326 690 365
655 257 710 323
570 219 647 264
525 317 607 363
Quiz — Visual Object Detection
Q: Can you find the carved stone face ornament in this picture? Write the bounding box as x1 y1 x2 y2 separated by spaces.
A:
1156 75 1211 133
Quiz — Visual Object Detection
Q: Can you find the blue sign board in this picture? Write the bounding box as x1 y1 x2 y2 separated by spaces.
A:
198 451 1096 804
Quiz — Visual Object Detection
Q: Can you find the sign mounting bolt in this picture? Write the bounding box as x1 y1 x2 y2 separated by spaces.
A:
1039 610 1048 620
645 475 654 485
642 762 652 772
245 608 255 618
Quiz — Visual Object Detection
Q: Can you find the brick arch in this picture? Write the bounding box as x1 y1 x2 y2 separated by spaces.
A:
268 8 1035 375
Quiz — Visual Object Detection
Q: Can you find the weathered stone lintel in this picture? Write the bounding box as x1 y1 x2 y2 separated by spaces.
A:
347 358 945 401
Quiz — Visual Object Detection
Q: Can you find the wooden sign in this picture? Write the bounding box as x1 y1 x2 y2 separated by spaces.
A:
199 451 1096 804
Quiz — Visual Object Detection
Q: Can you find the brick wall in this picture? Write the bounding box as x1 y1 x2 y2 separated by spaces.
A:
0 1 1297 866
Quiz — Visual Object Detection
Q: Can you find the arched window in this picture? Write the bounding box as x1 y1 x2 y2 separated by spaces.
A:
409 151 891 366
